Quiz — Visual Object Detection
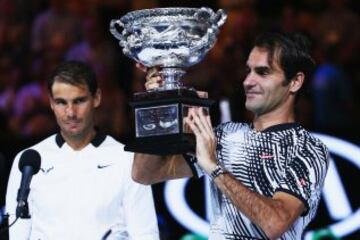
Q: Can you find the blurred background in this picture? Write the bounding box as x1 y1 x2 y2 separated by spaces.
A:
0 0 359 239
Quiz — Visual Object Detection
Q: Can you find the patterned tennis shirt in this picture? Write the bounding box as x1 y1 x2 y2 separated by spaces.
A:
203 122 329 240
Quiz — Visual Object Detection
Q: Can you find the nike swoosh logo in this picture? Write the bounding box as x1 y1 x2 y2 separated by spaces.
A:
97 164 112 169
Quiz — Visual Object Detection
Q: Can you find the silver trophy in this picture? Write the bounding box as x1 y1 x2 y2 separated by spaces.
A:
110 7 226 154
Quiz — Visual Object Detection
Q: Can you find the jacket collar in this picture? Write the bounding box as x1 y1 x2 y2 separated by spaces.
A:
55 129 106 148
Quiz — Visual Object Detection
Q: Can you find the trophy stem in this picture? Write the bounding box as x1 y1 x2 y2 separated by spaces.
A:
158 67 186 90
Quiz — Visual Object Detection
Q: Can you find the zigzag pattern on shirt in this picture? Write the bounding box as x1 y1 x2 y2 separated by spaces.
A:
209 122 328 240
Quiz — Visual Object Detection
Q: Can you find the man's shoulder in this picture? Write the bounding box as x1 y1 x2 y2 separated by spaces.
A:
294 127 329 161
27 134 58 151
12 134 58 162
100 135 124 148
296 126 328 149
99 135 134 157
216 121 251 133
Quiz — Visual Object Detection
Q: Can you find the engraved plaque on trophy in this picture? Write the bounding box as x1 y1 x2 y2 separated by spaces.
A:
110 7 226 154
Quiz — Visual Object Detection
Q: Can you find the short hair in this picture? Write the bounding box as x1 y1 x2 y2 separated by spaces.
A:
48 61 97 96
254 32 316 83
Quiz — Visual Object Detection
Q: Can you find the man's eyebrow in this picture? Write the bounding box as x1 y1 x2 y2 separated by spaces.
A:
53 97 66 102
254 66 271 71
245 63 271 69
52 96 88 102
74 96 88 100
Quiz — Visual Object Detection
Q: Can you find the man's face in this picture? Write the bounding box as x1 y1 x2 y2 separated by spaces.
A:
243 47 292 116
49 80 101 139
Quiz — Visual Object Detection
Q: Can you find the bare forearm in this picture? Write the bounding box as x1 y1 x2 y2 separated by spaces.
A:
214 173 296 239
132 153 193 184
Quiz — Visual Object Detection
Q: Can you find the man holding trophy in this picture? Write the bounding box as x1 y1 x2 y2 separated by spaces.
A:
111 7 329 240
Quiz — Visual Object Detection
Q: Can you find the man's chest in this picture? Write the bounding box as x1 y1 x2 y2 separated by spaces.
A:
29 157 125 217
217 133 297 195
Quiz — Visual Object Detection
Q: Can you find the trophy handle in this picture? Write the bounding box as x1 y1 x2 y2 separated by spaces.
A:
110 19 132 56
195 8 227 28
191 8 227 52
212 9 227 28
110 19 125 42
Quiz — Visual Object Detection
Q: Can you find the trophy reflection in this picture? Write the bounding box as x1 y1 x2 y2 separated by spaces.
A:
110 7 226 154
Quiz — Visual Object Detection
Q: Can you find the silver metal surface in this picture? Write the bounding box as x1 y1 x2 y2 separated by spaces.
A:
110 7 226 90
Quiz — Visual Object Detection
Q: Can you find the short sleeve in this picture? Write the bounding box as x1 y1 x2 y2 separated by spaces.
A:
276 138 329 217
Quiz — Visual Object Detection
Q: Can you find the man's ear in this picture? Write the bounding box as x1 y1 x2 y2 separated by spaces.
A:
94 89 102 108
48 94 54 110
290 72 305 94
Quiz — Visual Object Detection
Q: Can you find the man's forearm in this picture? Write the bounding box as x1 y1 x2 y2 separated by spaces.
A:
132 153 167 184
214 173 301 239
132 153 193 184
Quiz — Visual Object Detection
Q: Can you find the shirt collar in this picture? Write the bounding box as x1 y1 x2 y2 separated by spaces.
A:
250 122 300 133
55 130 106 148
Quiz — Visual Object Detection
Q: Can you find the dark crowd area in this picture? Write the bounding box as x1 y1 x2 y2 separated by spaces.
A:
0 0 359 239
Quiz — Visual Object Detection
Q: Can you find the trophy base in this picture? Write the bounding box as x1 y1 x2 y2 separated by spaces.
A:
124 134 195 155
124 88 214 155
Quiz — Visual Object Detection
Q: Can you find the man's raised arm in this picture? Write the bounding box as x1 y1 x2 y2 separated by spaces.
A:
132 154 194 185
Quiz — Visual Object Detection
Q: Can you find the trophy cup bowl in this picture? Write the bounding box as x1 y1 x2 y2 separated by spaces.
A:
110 7 226 154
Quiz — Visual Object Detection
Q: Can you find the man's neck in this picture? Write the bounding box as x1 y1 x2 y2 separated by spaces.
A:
253 106 295 132
61 129 96 151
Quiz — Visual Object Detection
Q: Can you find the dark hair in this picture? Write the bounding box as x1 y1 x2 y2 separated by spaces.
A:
48 61 97 96
254 32 315 83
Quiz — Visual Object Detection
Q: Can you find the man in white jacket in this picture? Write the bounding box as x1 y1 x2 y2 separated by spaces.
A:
6 61 159 240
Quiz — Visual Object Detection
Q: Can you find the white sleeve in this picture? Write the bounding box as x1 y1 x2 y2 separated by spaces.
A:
6 152 32 240
122 153 159 240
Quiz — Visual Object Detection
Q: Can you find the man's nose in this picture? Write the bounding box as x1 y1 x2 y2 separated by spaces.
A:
243 73 256 87
65 104 76 117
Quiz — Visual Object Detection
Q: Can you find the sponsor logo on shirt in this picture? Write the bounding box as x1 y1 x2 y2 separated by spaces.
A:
40 166 54 174
97 164 112 169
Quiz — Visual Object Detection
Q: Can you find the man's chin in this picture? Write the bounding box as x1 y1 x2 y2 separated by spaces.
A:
245 103 263 115
245 102 257 111
62 129 83 138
